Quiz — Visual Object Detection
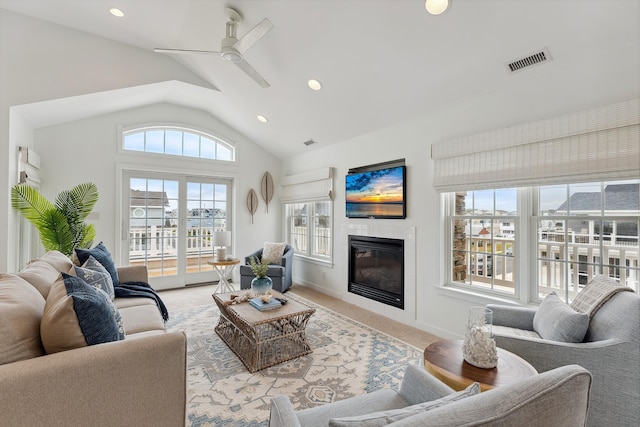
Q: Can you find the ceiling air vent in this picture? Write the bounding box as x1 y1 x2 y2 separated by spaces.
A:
506 47 552 74
303 139 316 146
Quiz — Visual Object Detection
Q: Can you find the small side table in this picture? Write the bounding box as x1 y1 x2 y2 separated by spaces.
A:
207 258 241 294
423 339 537 391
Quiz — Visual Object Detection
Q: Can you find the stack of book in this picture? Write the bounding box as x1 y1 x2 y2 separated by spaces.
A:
249 297 281 311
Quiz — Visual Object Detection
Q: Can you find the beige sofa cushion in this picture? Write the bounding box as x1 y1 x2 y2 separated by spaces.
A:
118 304 166 335
18 251 73 299
0 273 46 365
40 250 74 273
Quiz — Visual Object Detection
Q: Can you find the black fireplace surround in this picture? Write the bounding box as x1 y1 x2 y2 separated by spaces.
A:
348 235 404 309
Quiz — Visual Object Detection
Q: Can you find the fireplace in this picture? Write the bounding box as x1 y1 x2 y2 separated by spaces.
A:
348 235 404 309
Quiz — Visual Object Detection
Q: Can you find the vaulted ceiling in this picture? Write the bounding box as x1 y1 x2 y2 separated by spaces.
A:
2 0 639 158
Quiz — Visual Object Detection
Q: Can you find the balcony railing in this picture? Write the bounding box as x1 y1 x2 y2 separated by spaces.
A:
129 226 217 259
539 230 638 247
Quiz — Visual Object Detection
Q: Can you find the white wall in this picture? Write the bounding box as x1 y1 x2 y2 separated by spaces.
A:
32 102 282 269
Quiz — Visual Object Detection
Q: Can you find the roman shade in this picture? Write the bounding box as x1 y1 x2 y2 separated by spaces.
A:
432 98 640 192
281 167 333 203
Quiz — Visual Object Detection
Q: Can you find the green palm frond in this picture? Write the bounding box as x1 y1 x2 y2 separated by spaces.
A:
11 182 99 257
11 185 56 225
38 209 73 252
55 183 99 222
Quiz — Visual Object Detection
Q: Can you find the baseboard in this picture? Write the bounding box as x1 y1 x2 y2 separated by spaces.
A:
291 280 342 300
414 320 461 340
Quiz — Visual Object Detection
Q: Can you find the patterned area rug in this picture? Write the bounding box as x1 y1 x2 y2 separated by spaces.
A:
167 293 424 427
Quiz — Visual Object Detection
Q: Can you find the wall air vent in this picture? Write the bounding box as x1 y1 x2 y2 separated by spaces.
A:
506 47 552 74
303 139 316 146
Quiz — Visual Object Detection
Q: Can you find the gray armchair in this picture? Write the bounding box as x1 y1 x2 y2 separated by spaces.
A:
488 290 640 427
239 244 294 293
269 364 592 427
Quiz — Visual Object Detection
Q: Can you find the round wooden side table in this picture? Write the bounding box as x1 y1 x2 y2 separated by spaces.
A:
424 339 537 391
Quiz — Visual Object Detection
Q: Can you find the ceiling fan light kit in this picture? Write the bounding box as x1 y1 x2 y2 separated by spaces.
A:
425 0 450 15
154 7 273 88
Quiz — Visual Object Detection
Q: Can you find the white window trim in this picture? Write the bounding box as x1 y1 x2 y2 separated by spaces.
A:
117 123 236 163
443 191 529 304
444 184 639 305
284 200 334 266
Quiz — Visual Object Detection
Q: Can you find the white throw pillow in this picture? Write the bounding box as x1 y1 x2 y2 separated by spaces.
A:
262 242 287 265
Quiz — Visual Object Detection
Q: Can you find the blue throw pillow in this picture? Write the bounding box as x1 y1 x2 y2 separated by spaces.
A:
74 255 115 300
40 273 125 354
75 242 119 286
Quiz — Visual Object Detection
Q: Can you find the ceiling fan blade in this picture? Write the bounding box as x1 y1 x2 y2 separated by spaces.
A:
235 60 270 88
233 18 274 54
154 48 222 55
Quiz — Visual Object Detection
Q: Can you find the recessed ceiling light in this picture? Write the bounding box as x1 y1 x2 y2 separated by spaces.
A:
425 0 450 15
109 8 125 18
308 79 322 91
257 115 268 123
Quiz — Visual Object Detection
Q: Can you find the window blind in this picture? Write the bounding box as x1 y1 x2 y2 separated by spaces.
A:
281 167 333 203
432 98 640 192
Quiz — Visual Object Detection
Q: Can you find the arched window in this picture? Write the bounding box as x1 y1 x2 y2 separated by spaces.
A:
123 126 235 161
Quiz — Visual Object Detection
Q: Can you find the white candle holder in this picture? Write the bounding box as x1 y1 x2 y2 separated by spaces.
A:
462 306 498 369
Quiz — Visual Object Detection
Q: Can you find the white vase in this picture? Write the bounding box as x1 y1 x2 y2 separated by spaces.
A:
461 306 498 369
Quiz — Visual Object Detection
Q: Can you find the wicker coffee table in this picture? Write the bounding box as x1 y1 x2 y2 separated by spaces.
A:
212 292 316 372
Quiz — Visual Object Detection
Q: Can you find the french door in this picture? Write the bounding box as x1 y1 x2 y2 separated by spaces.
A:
122 171 232 290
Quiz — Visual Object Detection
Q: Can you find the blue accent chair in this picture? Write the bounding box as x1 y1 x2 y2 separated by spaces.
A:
239 244 294 293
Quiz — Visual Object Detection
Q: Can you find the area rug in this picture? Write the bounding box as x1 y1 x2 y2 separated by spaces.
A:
167 293 424 427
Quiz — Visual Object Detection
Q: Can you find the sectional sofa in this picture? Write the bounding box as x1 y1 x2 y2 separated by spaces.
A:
0 251 187 426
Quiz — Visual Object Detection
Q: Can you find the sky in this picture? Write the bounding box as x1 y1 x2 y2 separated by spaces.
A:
346 167 404 204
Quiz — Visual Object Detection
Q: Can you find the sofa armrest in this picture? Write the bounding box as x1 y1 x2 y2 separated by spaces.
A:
269 395 302 427
493 334 636 375
398 363 455 405
0 331 187 427
116 265 149 283
487 304 536 330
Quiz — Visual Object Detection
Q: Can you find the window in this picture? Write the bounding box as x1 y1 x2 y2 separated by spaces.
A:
123 127 235 161
124 172 232 290
450 189 518 296
285 201 332 262
447 180 639 303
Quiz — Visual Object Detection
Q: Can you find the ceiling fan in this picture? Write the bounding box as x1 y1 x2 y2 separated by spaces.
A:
154 7 274 88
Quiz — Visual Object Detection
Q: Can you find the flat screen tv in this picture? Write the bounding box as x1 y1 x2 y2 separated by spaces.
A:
346 164 406 219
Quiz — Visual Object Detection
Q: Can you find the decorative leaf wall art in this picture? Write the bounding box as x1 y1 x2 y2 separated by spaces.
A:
261 171 274 213
247 189 258 224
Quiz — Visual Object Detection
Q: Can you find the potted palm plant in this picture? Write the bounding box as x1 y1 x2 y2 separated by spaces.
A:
11 182 99 257
249 256 272 295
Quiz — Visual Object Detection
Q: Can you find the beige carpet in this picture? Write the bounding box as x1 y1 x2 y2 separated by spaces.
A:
165 290 438 426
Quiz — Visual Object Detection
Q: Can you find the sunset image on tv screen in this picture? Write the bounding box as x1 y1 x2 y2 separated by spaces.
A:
346 166 405 218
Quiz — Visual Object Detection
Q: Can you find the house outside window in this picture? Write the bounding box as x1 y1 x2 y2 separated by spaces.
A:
447 180 639 303
450 188 517 296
